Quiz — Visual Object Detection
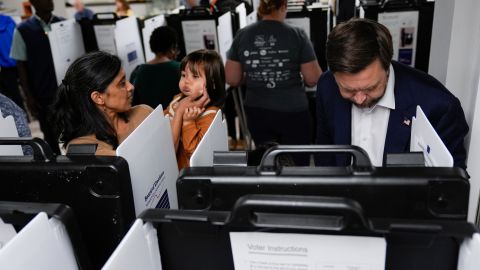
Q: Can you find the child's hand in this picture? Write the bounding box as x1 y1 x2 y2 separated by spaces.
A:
183 107 205 124
177 94 210 114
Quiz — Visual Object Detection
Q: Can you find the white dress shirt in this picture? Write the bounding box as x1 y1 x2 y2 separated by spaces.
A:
351 65 395 166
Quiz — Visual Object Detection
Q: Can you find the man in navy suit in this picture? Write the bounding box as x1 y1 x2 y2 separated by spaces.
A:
316 18 469 168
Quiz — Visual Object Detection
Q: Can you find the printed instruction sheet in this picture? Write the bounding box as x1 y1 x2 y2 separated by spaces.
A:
230 232 386 270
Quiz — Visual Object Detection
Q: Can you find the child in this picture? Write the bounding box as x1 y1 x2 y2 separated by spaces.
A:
165 49 226 169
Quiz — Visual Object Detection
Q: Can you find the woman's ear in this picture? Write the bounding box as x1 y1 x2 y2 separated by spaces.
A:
90 91 105 106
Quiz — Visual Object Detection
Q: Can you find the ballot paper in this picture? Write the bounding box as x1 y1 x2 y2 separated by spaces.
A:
410 105 453 167
230 232 386 270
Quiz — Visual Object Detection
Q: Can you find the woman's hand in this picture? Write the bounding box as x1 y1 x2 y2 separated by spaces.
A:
183 107 205 125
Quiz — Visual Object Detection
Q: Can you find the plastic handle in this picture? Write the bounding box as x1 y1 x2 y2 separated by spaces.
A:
258 145 373 171
93 12 118 21
227 194 370 231
0 137 54 162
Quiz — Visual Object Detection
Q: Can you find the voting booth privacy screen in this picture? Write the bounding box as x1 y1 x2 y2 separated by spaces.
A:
116 105 179 215
189 110 229 167
0 202 89 269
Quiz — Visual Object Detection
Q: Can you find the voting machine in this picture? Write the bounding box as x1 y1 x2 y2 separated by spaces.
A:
0 138 136 268
177 145 469 220
104 194 480 270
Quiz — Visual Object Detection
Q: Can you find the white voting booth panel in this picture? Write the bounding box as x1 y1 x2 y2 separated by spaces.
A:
142 15 166 62
285 17 311 40
410 105 454 167
94 24 117 55
115 16 146 80
102 220 161 270
217 12 233 65
378 11 419 67
0 213 77 270
0 109 23 156
236 3 247 29
189 110 228 167
48 19 85 86
246 11 258 26
458 233 480 270
181 20 219 54
116 105 179 216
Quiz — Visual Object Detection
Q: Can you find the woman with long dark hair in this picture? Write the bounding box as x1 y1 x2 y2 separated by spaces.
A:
51 51 152 155
51 51 210 155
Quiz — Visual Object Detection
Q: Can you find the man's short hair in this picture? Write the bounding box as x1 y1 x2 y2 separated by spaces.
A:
326 18 393 73
149 26 178 55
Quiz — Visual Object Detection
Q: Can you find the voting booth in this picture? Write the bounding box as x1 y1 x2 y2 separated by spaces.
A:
142 15 167 62
177 145 469 220
0 138 136 268
104 194 480 270
359 0 435 73
0 202 89 269
286 3 331 71
48 13 146 83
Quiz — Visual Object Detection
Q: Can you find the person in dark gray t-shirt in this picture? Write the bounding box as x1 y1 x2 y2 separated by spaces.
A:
226 0 322 161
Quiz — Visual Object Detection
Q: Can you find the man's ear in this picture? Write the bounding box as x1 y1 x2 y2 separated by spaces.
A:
90 91 104 106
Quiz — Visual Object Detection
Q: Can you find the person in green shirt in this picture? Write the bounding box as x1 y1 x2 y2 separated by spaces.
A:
130 26 181 110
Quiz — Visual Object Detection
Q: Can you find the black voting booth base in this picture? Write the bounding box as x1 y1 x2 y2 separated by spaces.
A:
0 138 136 269
139 194 478 270
177 145 470 221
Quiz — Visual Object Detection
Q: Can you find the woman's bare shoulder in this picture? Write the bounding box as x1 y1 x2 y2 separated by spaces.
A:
130 104 153 119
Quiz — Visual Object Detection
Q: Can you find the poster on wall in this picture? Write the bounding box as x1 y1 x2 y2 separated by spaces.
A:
181 20 219 54
115 16 146 80
378 11 419 67
285 17 311 40
217 12 233 65
48 19 85 85
142 15 166 62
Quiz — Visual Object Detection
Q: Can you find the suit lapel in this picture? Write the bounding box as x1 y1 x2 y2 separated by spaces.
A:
384 64 417 154
334 98 352 165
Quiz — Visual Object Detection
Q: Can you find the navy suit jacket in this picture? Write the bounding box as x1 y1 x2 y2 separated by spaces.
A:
315 61 469 168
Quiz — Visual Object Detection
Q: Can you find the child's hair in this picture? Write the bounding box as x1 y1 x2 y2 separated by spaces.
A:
180 49 226 108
